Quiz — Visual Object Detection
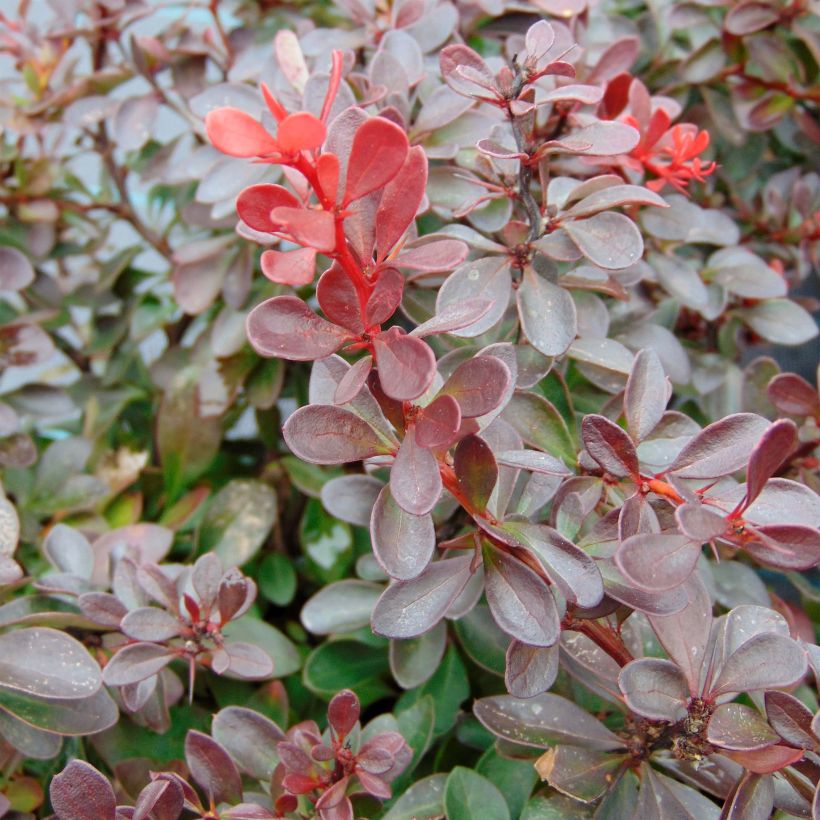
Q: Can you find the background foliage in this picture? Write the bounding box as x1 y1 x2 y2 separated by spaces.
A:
0 0 818 817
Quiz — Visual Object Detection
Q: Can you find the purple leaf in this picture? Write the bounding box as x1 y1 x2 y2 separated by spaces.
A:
647 575 712 694
373 327 436 401
394 239 468 272
185 729 243 805
747 524 820 570
720 773 774 820
763 691 816 749
744 419 797 507
505 641 559 699
436 257 512 338
484 548 560 647
212 706 285 781
440 44 497 99
50 761 116 820
223 641 275 679
667 413 770 479
415 395 461 449
334 355 373 405
562 184 667 220
624 348 669 442
542 121 640 157
766 373 819 417
454 435 497 513
0 246 35 291
535 745 625 804
79 592 129 628
371 485 435 580
495 449 571 476
516 268 577 356
132 777 184 820
707 703 779 752
581 414 639 478
725 1 781 35
328 689 360 737
321 475 383 527
283 405 391 465
439 356 512 418
101 642 175 687
410 298 493 338
616 533 700 591
371 555 474 639
675 504 726 542
710 633 807 697
247 296 351 361
474 693 623 750
562 212 643 270
618 658 689 721
390 428 442 516
120 607 181 642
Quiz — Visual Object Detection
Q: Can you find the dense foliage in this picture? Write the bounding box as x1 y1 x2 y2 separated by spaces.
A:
0 0 818 817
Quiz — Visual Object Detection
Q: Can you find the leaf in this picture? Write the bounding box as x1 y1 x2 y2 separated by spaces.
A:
444 767 510 820
454 435 497 513
453 604 508 676
0 628 102 699
724 1 780 34
120 607 180 642
502 392 575 465
415 395 461 449
706 703 779 751
275 111 326 153
581 415 639 478
390 621 447 689
185 730 243 805
484 548 560 647
390 429 442 516
719 773 774 820
321 475 383 527
535 746 625 803
562 212 643 270
302 640 389 699
562 185 667 220
247 296 350 361
618 658 689 721
50 761 116 820
668 413 771 479
0 687 117 735
710 633 807 696
283 405 390 464
205 108 279 157
440 356 512 418
543 121 639 157
737 299 818 346
0 246 35 291
236 183 299 232
221 617 300 677
474 693 622 750
616 533 700 591
382 774 447 820
101 642 175 687
212 706 284 781
766 373 819 417
624 348 669 442
260 247 317 287
516 268 577 356
316 262 365 334
269 206 335 253
675 503 726 543
301 580 382 635
376 145 427 256
440 44 497 98
505 642 559 699
371 485 435 580
43 524 93 579
436 257 512 338
198 480 277 566
343 117 409 205
371 555 474 639
373 328 437 401
744 419 797 506
763 691 815 749
365 267 405 327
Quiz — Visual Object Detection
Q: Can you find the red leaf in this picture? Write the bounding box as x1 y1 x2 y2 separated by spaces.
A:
390 428 442 516
236 184 299 232
373 327 436 401
744 419 797 507
334 355 373 405
439 355 512 418
205 108 279 158
723 745 804 775
328 689 360 736
247 295 350 360
343 117 409 205
276 111 326 153
316 262 364 334
317 152 341 203
365 267 404 326
415 395 461 449
185 730 243 805
375 146 428 259
260 247 317 286
270 206 335 253
581 415 639 479
767 373 819 417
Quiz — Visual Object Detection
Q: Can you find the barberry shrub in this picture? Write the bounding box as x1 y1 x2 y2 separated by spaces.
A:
0 0 817 817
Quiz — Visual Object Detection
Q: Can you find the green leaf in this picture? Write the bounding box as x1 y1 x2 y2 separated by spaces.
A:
444 767 510 820
503 392 575 465
303 640 390 701
221 616 300 677
394 696 435 786
453 604 507 676
520 794 595 819
382 773 447 820
197 479 277 566
300 497 352 572
476 747 539 819
258 552 297 606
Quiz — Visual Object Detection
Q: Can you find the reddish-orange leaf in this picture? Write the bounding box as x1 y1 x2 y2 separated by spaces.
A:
260 247 317 286
343 117 409 206
270 206 336 253
276 112 327 154
205 108 279 158
316 153 340 204
237 184 300 232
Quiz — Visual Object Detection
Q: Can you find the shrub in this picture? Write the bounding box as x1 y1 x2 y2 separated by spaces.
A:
0 0 817 817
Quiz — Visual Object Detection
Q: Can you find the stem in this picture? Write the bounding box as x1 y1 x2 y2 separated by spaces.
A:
566 616 634 667
507 103 543 242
